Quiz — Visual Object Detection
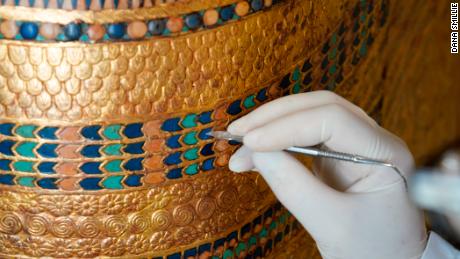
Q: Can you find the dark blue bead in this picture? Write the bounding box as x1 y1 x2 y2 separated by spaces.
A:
274 232 283 244
0 123 14 136
164 152 182 165
336 70 344 83
264 239 273 250
166 168 182 179
339 51 346 65
320 73 328 84
198 127 212 140
123 142 144 154
124 174 142 187
153 257 163 259
227 231 238 241
20 22 39 40
64 23 82 41
338 38 345 50
81 145 102 158
80 162 102 174
79 178 102 190
198 244 211 255
253 216 262 225
228 140 240 145
0 174 15 185
0 140 15 156
81 125 102 140
251 0 263 11
242 223 251 235
36 144 58 158
284 225 290 235
256 88 268 102
37 162 56 174
148 19 167 35
353 35 360 46
84 0 90 9
198 111 213 124
107 23 125 39
338 22 347 35
37 127 58 139
184 248 197 257
279 74 291 89
220 5 235 21
200 143 214 156
322 41 330 54
226 100 242 115
123 123 143 138
161 118 182 132
321 56 329 69
71 0 77 8
302 73 312 85
98 0 105 9
57 0 64 8
167 253 181 259
254 247 263 257
301 60 313 72
214 238 225 249
37 178 58 189
0 159 12 171
166 135 182 149
123 157 143 171
274 201 282 211
201 158 215 171
184 12 202 30
264 208 273 218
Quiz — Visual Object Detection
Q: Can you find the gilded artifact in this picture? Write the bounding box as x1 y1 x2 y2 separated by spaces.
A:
0 0 389 257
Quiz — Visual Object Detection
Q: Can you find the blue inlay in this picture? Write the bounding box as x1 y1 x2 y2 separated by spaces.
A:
198 244 211 254
167 253 181 259
275 232 283 244
264 208 273 218
214 238 225 249
161 118 182 132
201 158 215 171
227 231 238 241
242 223 251 235
80 178 102 190
198 128 212 140
166 168 182 179
123 157 143 171
20 22 39 40
256 88 268 102
303 73 312 85
184 248 197 258
124 174 142 187
28 0 35 6
0 123 14 136
123 123 143 139
37 127 58 139
0 174 14 185
37 162 56 174
0 159 12 171
85 0 91 8
220 5 235 21
43 0 49 7
302 60 313 72
227 100 242 115
200 143 214 156
166 135 182 149
107 23 125 39
37 178 58 189
251 0 263 11
81 145 102 158
80 162 103 174
123 142 144 154
81 125 102 140
254 247 263 257
98 0 105 9
71 0 77 9
148 19 167 35
57 0 64 8
36 144 58 158
0 140 15 156
184 12 203 30
279 74 291 89
164 152 182 165
198 111 212 124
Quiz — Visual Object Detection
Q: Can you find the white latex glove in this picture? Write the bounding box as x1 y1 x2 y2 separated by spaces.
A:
227 91 427 259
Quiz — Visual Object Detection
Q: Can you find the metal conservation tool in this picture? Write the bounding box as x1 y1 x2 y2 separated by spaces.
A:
208 130 408 189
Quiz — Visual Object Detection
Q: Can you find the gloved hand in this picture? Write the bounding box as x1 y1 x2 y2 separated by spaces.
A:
227 91 427 259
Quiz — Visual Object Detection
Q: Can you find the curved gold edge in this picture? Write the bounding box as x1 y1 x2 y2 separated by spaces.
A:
0 0 283 24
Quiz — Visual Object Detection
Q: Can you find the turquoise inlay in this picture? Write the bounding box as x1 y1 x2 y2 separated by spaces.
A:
292 82 301 94
15 125 38 138
235 242 247 255
185 164 199 175
269 221 277 231
259 227 268 238
13 161 34 172
328 48 337 60
181 114 197 128
102 144 122 156
223 250 233 259
291 67 301 81
103 125 122 140
102 175 124 189
329 63 337 75
105 160 123 173
243 95 256 109
184 148 199 161
183 132 198 145
16 142 38 158
17 176 35 187
248 236 257 247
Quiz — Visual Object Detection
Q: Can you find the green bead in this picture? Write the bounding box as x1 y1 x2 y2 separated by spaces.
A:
185 163 199 175
16 142 38 158
330 33 338 45
291 67 301 81
15 125 38 138
279 214 287 224
181 114 197 128
105 160 122 173
17 176 35 187
102 175 124 189
223 249 234 259
259 227 268 238
329 48 337 60
269 221 277 230
235 242 247 255
184 148 199 161
102 144 122 156
183 132 198 145
13 161 35 172
359 42 367 56
329 64 337 75
243 95 256 109
248 236 257 247
103 125 122 140
292 82 301 94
